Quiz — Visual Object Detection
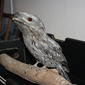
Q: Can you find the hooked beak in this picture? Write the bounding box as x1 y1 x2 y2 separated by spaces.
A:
12 13 21 22
12 17 20 22
12 17 24 25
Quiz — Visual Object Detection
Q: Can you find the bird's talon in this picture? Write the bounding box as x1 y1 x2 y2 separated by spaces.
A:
34 61 39 67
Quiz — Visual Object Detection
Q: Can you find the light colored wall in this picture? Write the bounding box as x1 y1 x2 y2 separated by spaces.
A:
4 0 14 14
13 0 85 40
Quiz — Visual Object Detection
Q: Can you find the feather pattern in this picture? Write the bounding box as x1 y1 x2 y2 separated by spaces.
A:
13 12 70 81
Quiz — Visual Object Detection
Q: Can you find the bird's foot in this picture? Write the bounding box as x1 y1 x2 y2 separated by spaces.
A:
34 61 46 68
34 61 39 67
42 65 46 68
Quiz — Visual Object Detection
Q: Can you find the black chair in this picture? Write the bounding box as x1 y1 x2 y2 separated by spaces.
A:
0 35 85 85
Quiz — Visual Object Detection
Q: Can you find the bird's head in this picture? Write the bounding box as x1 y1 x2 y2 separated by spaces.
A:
13 12 45 36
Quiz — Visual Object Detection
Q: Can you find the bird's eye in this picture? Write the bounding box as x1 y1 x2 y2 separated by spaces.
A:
28 17 32 21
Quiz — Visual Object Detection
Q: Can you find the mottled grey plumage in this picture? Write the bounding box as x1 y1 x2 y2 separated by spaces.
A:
13 12 70 80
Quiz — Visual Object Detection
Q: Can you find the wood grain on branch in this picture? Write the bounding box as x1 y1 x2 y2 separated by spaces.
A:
0 54 74 85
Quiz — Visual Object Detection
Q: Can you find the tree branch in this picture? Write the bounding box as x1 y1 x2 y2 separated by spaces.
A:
0 54 75 85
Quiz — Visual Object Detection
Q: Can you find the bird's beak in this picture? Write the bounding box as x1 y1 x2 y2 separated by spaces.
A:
12 13 20 21
12 17 19 22
12 17 23 25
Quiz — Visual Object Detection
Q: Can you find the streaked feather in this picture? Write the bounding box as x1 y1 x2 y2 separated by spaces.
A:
13 12 70 81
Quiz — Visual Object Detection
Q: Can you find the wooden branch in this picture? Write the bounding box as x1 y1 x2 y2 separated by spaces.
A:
0 54 75 85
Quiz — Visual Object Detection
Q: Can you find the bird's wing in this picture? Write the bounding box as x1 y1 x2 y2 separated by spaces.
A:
41 36 67 62
34 35 69 72
47 37 70 72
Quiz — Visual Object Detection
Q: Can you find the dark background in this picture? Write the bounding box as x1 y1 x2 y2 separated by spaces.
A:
0 34 85 85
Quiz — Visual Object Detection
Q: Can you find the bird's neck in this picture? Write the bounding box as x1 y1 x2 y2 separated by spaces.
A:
23 29 46 41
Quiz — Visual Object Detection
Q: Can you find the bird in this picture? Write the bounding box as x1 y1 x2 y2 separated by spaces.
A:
13 12 70 81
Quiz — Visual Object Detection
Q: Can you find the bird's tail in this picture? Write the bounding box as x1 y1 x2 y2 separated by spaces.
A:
57 64 70 81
